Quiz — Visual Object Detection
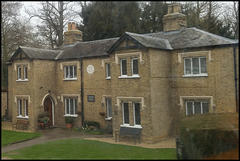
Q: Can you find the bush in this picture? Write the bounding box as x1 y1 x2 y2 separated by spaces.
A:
38 112 49 123
83 120 100 129
65 116 74 124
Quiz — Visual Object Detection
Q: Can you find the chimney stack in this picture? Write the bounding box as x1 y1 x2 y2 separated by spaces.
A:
162 3 186 32
64 22 83 45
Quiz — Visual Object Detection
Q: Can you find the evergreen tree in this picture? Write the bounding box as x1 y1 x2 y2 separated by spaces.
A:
79 1 141 41
139 1 168 33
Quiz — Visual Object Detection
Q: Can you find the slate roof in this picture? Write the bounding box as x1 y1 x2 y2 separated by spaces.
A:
9 27 238 61
56 38 118 60
144 27 238 50
9 46 61 61
125 32 172 50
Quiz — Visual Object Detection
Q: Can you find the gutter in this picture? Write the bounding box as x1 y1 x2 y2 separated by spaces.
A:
233 46 238 113
80 59 84 125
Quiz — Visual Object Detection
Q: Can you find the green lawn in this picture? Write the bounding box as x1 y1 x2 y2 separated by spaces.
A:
3 138 177 160
1 130 41 146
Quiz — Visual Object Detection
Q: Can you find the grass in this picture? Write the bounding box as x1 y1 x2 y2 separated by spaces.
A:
3 138 176 160
1 130 41 146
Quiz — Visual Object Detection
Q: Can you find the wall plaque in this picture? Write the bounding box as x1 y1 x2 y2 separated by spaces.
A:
87 65 94 74
87 95 95 102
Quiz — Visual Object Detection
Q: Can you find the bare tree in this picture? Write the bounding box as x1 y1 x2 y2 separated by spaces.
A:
26 1 78 48
233 1 239 39
1 1 45 87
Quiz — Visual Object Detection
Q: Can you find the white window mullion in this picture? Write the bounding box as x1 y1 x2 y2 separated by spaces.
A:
190 58 193 75
68 66 70 78
192 102 195 114
69 98 71 114
199 58 201 74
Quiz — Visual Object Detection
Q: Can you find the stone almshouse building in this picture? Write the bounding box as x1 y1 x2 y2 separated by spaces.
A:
7 4 238 142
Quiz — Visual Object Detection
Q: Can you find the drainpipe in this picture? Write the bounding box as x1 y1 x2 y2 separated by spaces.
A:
233 46 238 113
80 59 84 125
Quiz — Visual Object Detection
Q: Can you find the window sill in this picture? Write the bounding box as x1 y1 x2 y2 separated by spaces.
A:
16 79 28 82
105 117 112 121
118 75 140 79
17 116 29 119
106 77 111 80
63 114 78 117
182 74 208 78
63 78 77 81
120 124 142 129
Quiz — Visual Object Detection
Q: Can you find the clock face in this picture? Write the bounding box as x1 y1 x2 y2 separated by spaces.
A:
87 65 94 74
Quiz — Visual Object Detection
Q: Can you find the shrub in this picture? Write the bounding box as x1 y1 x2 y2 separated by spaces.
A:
39 117 50 123
38 112 49 123
65 116 74 124
83 120 100 129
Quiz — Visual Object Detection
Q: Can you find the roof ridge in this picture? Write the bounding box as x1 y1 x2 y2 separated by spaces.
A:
20 46 61 51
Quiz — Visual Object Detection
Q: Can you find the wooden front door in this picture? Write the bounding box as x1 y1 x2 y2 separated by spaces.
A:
44 97 52 126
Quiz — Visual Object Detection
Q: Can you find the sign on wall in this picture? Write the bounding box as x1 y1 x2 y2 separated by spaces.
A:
87 95 95 102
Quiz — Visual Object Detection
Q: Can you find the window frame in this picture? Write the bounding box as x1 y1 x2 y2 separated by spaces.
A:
106 98 112 119
64 97 78 117
23 65 28 80
131 58 139 76
185 100 209 115
17 99 22 117
122 102 130 125
64 65 77 80
17 66 22 80
120 59 127 77
105 63 111 79
17 98 29 118
183 56 208 77
133 102 141 127
24 99 28 117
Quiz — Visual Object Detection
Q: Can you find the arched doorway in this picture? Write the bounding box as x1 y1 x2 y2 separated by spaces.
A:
44 97 54 126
